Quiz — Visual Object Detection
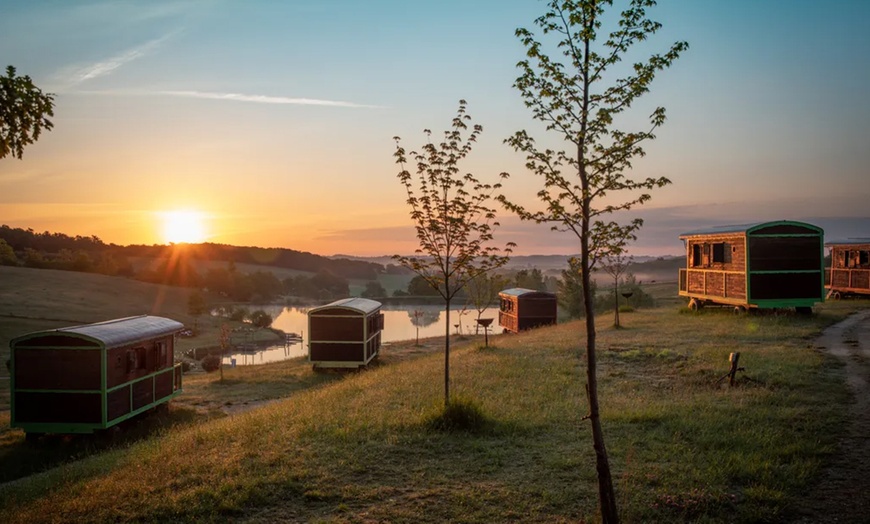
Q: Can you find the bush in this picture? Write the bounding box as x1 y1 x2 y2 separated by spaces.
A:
229 307 249 322
248 309 273 328
619 305 635 313
201 355 221 373
425 396 488 433
180 361 192 373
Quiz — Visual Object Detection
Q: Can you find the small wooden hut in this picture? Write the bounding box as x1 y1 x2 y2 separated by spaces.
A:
10 315 184 437
308 298 384 369
498 288 557 333
825 238 870 298
678 220 825 313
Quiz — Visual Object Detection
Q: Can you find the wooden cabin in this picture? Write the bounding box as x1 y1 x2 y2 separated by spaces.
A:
308 298 384 369
10 315 184 437
498 288 557 333
678 220 825 313
825 238 870 298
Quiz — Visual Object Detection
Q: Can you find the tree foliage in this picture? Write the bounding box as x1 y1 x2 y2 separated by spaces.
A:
393 100 514 406
500 2 686 521
248 309 273 329
600 252 632 327
361 280 387 298
558 257 597 319
465 272 508 329
1 66 55 160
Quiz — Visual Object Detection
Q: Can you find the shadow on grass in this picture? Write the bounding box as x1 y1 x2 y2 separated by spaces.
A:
0 404 205 484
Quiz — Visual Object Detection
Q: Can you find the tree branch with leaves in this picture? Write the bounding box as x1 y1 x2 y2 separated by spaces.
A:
1 65 55 160
393 100 514 407
499 2 687 522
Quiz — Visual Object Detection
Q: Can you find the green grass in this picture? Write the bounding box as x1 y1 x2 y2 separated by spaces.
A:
1 297 866 523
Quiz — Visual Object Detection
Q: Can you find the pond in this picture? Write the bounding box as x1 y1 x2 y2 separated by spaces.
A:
222 304 498 366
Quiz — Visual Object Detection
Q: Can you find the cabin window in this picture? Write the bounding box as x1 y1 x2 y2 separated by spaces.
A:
158 342 168 365
126 350 137 373
136 347 147 370
692 244 702 267
860 250 869 267
712 243 726 263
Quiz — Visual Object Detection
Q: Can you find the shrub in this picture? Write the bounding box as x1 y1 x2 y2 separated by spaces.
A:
229 307 249 322
425 396 488 433
201 355 221 373
180 361 192 373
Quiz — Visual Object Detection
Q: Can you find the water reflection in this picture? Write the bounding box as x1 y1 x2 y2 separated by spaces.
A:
221 304 496 366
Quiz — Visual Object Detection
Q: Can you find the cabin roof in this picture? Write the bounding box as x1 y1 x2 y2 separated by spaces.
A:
309 297 382 315
499 287 554 298
825 238 870 247
12 315 184 348
679 220 823 239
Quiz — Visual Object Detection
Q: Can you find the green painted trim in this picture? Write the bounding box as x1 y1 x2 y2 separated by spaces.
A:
11 346 101 350
748 270 822 275
106 366 177 393
745 221 824 236
9 348 15 425
750 298 822 308
105 391 181 427
745 236 751 300
14 388 101 394
749 234 822 238
101 345 107 426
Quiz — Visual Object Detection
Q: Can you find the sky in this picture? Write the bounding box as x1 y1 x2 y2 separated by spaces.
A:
1 0 868 257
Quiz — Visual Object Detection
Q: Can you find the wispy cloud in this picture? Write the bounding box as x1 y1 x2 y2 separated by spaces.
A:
69 89 384 109
159 90 384 108
54 32 176 89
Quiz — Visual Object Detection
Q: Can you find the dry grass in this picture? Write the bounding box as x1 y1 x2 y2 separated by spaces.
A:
1 299 867 523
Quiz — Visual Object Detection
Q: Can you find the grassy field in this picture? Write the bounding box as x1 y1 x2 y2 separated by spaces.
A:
1 288 867 522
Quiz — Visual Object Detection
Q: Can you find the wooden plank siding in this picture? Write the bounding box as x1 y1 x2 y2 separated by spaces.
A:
826 242 870 296
680 233 747 302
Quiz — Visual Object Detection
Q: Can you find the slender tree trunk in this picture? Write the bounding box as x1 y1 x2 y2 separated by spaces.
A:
444 297 451 407
580 11 618 523
613 277 620 328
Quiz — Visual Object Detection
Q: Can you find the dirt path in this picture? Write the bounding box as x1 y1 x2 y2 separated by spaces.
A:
791 309 870 523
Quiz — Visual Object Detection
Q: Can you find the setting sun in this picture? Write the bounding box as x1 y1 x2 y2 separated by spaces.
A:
160 210 207 244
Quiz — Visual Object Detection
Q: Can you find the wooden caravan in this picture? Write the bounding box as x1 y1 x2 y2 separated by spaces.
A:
10 315 184 436
498 288 557 333
308 298 384 368
678 221 825 313
825 238 870 298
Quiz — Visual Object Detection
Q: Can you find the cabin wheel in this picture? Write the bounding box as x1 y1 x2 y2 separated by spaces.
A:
733 306 746 315
831 291 842 301
688 298 701 311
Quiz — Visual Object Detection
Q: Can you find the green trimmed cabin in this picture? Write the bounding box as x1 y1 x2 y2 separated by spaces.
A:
678 221 825 313
498 288 557 333
308 298 384 369
825 238 870 299
10 315 184 437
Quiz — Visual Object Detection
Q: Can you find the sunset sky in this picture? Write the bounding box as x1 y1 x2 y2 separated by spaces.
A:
1 0 868 256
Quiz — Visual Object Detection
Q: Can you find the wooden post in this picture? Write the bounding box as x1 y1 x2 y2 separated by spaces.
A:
728 352 740 387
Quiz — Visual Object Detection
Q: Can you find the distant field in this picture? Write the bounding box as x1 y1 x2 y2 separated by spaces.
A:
0 266 282 398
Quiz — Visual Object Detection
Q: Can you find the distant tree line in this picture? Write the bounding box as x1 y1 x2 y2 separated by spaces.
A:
0 225 382 303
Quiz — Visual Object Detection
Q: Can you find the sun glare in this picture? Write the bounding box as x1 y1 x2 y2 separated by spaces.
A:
161 210 207 244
